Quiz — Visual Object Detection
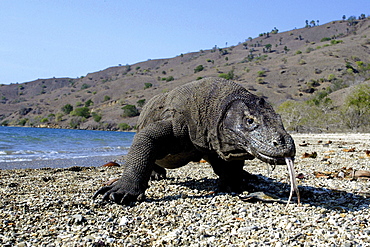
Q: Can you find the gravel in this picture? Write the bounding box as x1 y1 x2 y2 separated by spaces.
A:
0 133 369 246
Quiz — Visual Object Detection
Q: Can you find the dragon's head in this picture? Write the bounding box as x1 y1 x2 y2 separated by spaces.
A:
217 96 295 165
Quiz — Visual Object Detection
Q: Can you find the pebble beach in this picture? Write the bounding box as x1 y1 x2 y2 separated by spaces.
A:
1 133 369 246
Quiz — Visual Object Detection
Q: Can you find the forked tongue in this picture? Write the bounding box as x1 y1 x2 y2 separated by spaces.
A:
285 157 301 206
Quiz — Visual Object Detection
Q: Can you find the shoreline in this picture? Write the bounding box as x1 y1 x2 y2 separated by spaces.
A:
0 155 124 170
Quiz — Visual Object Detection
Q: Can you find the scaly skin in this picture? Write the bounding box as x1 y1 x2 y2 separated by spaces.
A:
93 78 296 205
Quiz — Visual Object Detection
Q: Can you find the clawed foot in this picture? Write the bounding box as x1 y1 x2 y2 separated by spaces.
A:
217 170 258 194
93 180 145 205
150 165 167 181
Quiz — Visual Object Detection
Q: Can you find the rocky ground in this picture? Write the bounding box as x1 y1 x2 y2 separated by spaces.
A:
0 133 369 246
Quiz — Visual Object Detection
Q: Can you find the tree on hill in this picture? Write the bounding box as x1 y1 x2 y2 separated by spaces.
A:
265 44 272 53
121 105 139 117
347 16 358 26
62 104 73 114
342 83 370 130
71 107 90 118
194 65 204 73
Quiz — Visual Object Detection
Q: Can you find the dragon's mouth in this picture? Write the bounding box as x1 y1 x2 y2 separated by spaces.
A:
254 152 291 165
222 150 255 161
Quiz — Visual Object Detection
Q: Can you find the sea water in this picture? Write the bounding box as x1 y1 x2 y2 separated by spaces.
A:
0 126 135 169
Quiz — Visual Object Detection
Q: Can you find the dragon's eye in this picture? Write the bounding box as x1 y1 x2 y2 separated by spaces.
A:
246 118 254 125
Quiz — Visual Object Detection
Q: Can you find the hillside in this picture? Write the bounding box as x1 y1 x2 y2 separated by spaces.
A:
1 18 370 131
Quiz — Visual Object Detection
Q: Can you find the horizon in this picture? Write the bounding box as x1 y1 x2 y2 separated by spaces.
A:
1 0 369 85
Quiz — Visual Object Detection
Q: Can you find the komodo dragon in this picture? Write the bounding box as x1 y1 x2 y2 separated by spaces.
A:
94 78 300 205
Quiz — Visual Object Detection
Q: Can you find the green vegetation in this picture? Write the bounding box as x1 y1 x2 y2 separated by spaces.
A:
144 83 153 89
257 70 266 77
40 118 48 123
330 40 343 45
84 99 93 107
161 76 174 82
118 123 131 131
305 47 314 53
61 104 73 114
81 84 90 90
56 113 63 122
18 118 28 126
256 77 265 84
104 95 111 101
69 117 84 129
121 105 139 117
194 65 204 73
320 37 331 42
278 83 370 132
327 74 336 81
264 44 272 53
342 84 370 130
299 59 306 65
218 70 234 80
71 107 90 118
137 99 146 107
1 120 9 126
92 112 102 122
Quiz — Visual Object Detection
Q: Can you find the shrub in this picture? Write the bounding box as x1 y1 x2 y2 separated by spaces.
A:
305 47 314 53
299 59 306 65
342 83 370 130
71 107 90 118
330 40 343 45
320 37 331 42
118 123 131 131
56 113 63 122
40 118 48 123
256 77 265 84
104 95 111 101
81 83 90 90
1 120 9 126
257 70 266 77
218 70 234 80
84 99 93 107
165 76 174 82
144 83 153 89
19 118 28 126
121 105 139 117
194 65 204 73
69 117 84 129
92 112 102 122
327 74 336 81
295 50 302 55
62 104 73 114
137 99 146 107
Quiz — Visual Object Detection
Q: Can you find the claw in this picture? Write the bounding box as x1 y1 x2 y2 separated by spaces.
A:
109 192 120 203
93 186 112 199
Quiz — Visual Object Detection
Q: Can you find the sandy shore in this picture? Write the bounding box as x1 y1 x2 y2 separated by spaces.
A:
0 133 369 246
0 155 124 170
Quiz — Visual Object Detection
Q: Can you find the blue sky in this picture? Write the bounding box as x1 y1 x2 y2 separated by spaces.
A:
1 0 369 84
